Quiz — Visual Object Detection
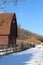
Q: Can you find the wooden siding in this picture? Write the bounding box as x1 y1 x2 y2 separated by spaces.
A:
0 36 8 44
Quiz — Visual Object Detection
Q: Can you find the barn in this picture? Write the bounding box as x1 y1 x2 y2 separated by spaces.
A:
0 13 18 48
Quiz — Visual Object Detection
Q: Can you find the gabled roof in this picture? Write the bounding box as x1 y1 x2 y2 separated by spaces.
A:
0 13 14 35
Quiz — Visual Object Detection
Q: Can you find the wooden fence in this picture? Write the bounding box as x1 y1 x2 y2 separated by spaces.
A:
0 44 21 56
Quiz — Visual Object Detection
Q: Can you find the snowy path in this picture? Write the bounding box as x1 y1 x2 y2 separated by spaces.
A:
0 44 43 65
26 45 43 65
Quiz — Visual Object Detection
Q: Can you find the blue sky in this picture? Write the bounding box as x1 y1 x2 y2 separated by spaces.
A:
0 0 43 35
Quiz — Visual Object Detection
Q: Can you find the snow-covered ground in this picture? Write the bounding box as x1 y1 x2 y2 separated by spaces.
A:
0 44 43 65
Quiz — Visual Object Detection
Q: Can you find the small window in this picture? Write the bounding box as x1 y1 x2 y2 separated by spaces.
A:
13 20 15 23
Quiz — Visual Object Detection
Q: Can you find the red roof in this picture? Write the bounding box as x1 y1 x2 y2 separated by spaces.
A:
0 13 14 35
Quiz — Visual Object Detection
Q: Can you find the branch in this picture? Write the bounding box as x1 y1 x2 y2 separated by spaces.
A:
0 0 25 11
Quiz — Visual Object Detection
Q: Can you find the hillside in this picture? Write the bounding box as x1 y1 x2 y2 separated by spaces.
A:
17 27 43 44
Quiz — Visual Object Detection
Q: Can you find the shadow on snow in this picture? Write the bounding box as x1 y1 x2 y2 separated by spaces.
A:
0 52 33 65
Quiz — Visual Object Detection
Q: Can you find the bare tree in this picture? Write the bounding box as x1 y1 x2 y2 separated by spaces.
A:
0 0 25 11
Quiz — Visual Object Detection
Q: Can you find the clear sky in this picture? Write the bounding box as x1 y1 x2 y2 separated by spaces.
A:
0 0 43 35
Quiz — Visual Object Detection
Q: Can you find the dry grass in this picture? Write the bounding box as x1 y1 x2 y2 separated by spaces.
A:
16 38 41 45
